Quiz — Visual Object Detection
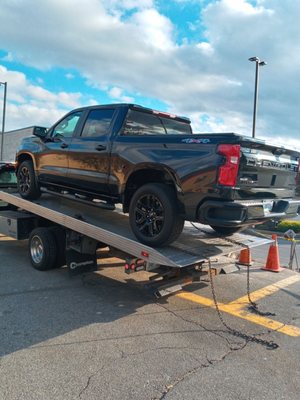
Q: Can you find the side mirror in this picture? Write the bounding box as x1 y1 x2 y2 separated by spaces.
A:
33 126 48 139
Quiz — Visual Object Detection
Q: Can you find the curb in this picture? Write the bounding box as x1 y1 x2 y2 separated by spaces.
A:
252 228 300 240
252 228 285 237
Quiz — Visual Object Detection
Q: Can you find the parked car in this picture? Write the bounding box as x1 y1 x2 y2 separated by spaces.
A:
0 162 17 208
0 162 17 188
15 104 300 246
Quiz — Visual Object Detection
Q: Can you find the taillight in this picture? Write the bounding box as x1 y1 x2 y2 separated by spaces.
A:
217 144 241 186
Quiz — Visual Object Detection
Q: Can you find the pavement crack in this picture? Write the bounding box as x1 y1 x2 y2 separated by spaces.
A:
156 301 244 350
154 364 205 400
29 328 207 350
78 364 106 398
153 347 239 400
78 374 93 398
118 345 207 360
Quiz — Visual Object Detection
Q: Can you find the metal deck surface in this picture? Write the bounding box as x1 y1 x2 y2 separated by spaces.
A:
0 191 272 268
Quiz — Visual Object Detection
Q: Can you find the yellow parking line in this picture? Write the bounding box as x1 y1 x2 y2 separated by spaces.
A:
0 235 15 241
176 292 216 308
226 308 300 337
176 280 300 337
228 274 300 309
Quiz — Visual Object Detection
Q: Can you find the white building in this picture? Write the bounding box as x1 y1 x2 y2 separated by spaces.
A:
2 126 47 161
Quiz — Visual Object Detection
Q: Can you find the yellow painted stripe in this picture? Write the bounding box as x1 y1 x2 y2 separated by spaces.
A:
228 275 300 309
176 292 217 308
227 308 300 337
0 236 15 241
176 291 300 337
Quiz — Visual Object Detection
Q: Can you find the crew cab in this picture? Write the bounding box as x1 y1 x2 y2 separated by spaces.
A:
15 103 300 246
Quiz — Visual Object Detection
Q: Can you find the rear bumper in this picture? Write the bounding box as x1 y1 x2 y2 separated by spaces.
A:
197 198 300 227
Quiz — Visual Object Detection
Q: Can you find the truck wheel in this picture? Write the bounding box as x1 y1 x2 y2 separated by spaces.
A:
17 160 41 200
210 226 243 236
28 228 57 270
49 226 66 268
129 183 184 247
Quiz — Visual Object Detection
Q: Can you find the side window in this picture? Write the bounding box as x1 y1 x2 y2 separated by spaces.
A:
122 110 166 135
52 111 82 139
81 109 115 138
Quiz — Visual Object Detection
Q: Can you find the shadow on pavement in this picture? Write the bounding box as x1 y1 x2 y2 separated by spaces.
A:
0 237 208 357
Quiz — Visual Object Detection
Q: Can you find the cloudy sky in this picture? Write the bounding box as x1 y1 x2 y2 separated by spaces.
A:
0 0 299 149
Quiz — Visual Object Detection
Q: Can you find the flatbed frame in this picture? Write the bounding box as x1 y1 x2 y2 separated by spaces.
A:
0 191 272 269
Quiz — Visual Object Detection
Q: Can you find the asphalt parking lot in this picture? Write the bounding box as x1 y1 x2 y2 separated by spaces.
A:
1 233 300 400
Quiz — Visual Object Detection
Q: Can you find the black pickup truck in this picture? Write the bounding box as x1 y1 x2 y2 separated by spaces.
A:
15 103 300 246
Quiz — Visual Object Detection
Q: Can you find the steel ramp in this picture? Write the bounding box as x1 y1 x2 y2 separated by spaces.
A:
0 191 272 268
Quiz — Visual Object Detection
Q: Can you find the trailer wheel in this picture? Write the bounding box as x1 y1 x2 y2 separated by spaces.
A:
28 228 57 270
210 226 244 236
129 183 184 247
17 160 41 200
49 226 66 268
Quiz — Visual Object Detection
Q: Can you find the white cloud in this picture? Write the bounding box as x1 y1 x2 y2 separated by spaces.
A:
108 86 135 103
65 73 75 80
0 0 299 149
196 42 214 56
216 0 272 16
0 65 82 130
87 98 99 106
130 8 175 50
105 0 153 12
6 103 64 130
108 87 123 99
186 110 250 135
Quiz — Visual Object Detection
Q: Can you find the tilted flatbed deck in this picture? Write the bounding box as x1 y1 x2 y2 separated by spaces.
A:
0 191 272 269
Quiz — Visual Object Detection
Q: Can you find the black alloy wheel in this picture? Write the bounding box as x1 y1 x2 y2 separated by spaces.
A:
17 160 41 200
134 193 165 238
129 183 184 247
18 164 30 193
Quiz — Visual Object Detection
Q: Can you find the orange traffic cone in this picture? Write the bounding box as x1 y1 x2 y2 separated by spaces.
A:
262 234 283 273
238 247 252 266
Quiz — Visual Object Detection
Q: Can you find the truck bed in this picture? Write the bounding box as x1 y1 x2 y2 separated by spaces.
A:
0 191 272 268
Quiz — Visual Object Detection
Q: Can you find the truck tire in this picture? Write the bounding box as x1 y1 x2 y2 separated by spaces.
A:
17 160 41 200
49 226 66 268
129 183 184 247
210 226 243 236
28 228 57 270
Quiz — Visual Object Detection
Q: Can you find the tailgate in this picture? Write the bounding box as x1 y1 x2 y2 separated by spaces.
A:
237 138 299 199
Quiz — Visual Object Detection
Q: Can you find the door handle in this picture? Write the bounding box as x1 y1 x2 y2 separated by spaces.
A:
60 142 68 149
95 144 106 151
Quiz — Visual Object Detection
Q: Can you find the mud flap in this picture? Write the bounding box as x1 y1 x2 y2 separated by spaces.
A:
66 230 98 276
66 249 98 276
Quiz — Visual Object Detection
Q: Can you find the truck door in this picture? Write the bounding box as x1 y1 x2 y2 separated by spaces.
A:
65 108 116 195
37 111 83 185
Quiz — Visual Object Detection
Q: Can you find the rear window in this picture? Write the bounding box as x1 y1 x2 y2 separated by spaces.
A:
122 110 192 136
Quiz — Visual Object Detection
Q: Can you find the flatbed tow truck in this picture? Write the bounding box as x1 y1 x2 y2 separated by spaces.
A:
0 190 272 297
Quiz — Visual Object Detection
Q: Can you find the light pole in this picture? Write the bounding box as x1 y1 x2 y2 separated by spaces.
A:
248 56 266 138
0 81 7 160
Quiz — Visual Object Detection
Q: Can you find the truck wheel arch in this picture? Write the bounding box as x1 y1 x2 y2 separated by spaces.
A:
16 153 37 172
123 167 184 214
